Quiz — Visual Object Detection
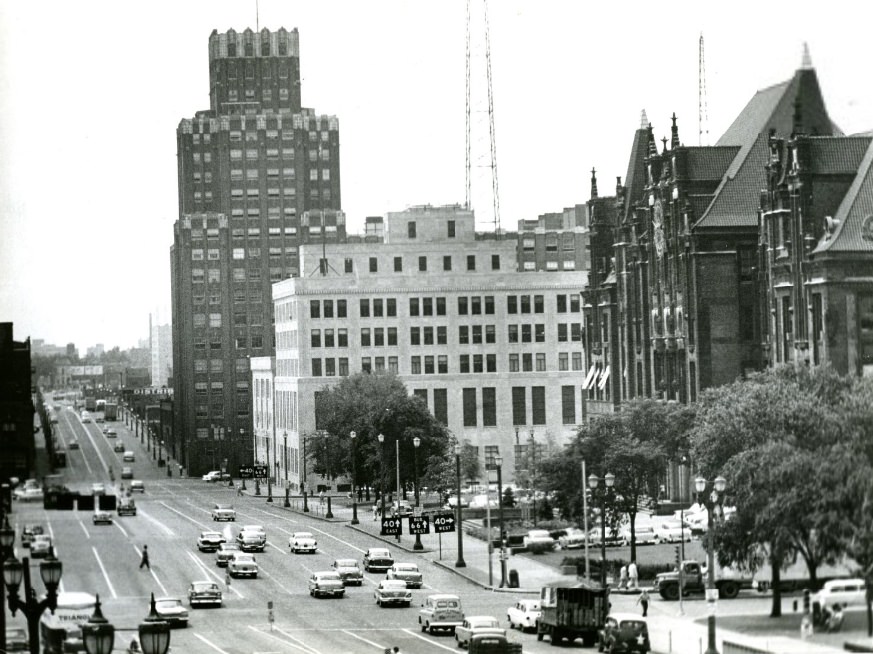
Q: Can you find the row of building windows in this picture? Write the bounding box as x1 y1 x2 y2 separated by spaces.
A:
307 324 581 347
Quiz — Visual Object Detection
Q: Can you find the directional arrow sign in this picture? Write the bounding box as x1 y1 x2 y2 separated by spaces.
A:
409 515 430 535
432 511 456 533
252 465 268 478
381 516 402 536
238 465 254 479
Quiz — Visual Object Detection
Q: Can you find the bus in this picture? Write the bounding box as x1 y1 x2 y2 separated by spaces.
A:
40 591 96 654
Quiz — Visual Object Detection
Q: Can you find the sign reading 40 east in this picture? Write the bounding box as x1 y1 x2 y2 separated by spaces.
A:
381 516 402 536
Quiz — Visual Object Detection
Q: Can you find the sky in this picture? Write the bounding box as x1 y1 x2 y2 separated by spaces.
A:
1 0 871 351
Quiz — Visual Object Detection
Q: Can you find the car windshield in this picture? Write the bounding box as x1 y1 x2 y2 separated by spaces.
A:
202 532 222 538
369 550 390 557
234 554 254 562
396 564 418 571
619 620 646 630
294 533 314 538
472 618 499 627
192 582 218 591
383 581 406 588
156 600 181 609
336 560 357 567
318 573 341 581
215 505 231 510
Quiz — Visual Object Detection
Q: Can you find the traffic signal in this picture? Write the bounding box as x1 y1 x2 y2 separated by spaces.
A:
675 545 681 567
803 589 810 613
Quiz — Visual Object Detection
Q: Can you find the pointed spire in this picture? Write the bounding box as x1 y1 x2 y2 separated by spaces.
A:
590 168 598 200
671 112 680 149
800 42 813 69
661 136 668 154
616 176 622 196
640 110 649 130
647 123 657 156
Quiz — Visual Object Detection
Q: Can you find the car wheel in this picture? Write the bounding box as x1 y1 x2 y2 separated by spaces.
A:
427 623 434 634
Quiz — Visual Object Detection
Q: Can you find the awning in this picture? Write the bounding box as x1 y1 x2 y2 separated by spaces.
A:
583 365 598 390
598 366 610 389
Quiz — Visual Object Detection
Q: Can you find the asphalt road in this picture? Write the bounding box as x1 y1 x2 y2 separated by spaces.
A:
16 406 612 653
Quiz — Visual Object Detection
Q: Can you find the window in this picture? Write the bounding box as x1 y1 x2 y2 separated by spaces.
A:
522 324 532 343
418 256 427 272
557 295 568 313
536 353 546 371
572 352 583 370
437 297 446 315
387 298 397 316
423 297 433 316
344 258 353 273
424 356 435 374
339 358 349 376
447 220 456 237
312 359 322 377
485 296 495 314
388 356 399 374
437 326 447 345
413 389 428 406
508 296 518 314
485 325 495 344
411 356 421 374
463 388 477 427
471 297 482 315
486 353 496 372
443 256 452 271
338 329 348 347
532 386 546 424
434 388 448 424
473 354 483 373
410 327 421 346
438 355 448 374
467 255 476 271
408 222 417 238
511 387 526 426
310 300 321 319
535 324 546 343
558 324 568 342
394 257 402 272
409 298 419 317
521 295 532 313
571 323 583 342
472 325 482 344
508 325 518 343
459 355 470 374
387 327 397 346
458 297 468 315
491 254 500 270
571 295 581 312
325 358 336 376
373 298 384 317
369 257 378 273
522 353 533 371
482 387 496 426
360 299 370 318
509 354 519 372
559 353 569 370
324 329 335 347
361 328 371 347
459 326 469 345
423 327 434 345
362 357 372 373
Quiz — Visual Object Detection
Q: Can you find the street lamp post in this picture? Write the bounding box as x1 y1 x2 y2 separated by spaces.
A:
455 443 466 568
529 430 537 526
696 475 727 654
81 594 114 654
283 430 290 507
412 436 422 551
588 471 616 587
350 431 359 525
495 454 507 588
266 438 273 503
4 550 63 654
0 514 16 654
378 433 386 523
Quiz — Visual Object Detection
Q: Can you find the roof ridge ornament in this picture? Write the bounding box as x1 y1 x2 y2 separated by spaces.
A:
801 42 813 70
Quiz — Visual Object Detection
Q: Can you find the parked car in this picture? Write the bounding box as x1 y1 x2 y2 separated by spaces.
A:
237 526 266 552
419 593 465 635
363 547 394 572
558 527 589 550
290 531 317 553
92 510 113 525
121 467 134 480
653 520 691 543
454 616 505 649
105 429 117 437
523 529 556 553
5 627 28 651
197 531 226 552
446 495 469 508
153 597 189 627
215 542 240 567
202 471 223 482
620 525 658 546
188 581 223 608
21 524 44 548
130 480 145 493
331 559 364 586
227 552 258 578
813 578 867 619
13 487 44 502
391 500 414 517
113 442 126 453
117 498 137 516
122 451 135 462
374 579 412 607
387 563 423 588
588 525 626 547
598 613 650 653
507 598 542 632
211 504 236 521
30 534 52 558
309 571 345 598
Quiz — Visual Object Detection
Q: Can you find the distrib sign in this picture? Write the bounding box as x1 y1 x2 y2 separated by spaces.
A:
409 515 430 535
432 512 456 533
381 516 403 536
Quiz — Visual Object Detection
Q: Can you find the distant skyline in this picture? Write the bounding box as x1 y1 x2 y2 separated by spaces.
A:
2 1 871 350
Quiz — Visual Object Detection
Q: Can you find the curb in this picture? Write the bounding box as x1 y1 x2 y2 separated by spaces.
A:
239 492 347 523
431 560 538 594
346 523 435 554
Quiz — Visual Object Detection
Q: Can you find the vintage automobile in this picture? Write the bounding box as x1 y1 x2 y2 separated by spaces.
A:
309 571 345 598
113 442 126 453
557 527 589 550
374 579 412 607
153 597 189 627
91 483 106 496
507 598 542 632
211 504 236 521
215 542 241 567
523 529 556 554
227 552 258 578
390 500 414 517
30 534 52 558
130 480 145 493
122 451 135 462
468 634 523 654
419 593 465 635
813 578 868 619
363 547 394 572
121 466 134 480
197 531 226 552
188 581 223 608
454 616 505 649
4 626 28 651
387 563 423 589
68 440 80 450
237 526 266 552
92 510 113 525
13 487 44 503
620 525 658 546
331 559 364 586
117 498 137 516
289 531 317 554
21 524 44 548
653 519 692 543
598 613 650 653
105 428 117 437
202 471 223 482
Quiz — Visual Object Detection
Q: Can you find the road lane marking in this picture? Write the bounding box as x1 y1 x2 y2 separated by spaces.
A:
402 627 458 651
112 519 129 538
250 625 321 654
192 633 232 653
185 551 244 599
92 547 117 599
76 516 91 539
342 629 387 650
133 545 168 595
139 506 177 537
256 567 297 594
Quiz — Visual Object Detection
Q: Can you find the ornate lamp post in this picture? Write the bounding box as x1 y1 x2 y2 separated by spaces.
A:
350 431 359 525
696 475 727 654
266 437 273 503
138 593 172 654
4 549 63 654
495 454 507 588
455 443 466 568
588 471 615 587
377 433 386 522
0 515 16 654
529 429 537 526
82 594 114 654
412 436 422 551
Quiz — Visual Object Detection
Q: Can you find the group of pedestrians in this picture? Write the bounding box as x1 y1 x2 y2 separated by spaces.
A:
618 562 639 590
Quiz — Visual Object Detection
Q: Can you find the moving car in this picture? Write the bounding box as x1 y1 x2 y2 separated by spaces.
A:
121 467 134 480
188 581 223 608
308 571 345 598
95 417 105 424
331 559 364 586
387 563 423 589
507 598 542 632
197 531 226 552
30 534 52 558
13 487 44 502
92 510 113 525
113 442 126 453
374 579 412 607
202 471 223 482
122 451 134 462
130 480 145 493
21 524 44 547
363 547 394 572
237 526 266 552
211 504 236 521
813 578 867 618
81 416 92 424
598 613 650 653
117 498 137 516
391 500 414 517
91 483 106 496
419 593 465 635
558 528 588 550
653 519 691 543
454 616 505 649
153 597 189 627
68 440 80 450
523 529 556 553
227 552 258 578
215 542 240 567
105 429 117 437
289 531 317 553
5 626 28 651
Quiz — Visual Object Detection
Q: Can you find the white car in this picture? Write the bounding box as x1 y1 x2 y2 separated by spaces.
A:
309 571 345 598
523 529 556 553
202 471 222 482
813 578 867 615
454 616 505 649
620 525 658 546
558 527 589 550
507 598 541 632
227 552 258 578
13 487 44 502
386 563 423 589
211 504 236 521
30 534 52 558
289 531 317 554
374 579 412 607
197 531 226 552
654 520 692 543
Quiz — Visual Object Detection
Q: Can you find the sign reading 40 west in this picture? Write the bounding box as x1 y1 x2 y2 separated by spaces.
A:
432 512 456 533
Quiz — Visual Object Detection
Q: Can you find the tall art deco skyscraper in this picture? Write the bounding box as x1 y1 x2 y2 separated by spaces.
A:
171 28 344 475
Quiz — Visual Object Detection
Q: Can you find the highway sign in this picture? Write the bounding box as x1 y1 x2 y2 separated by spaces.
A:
409 515 430 535
432 511 456 533
253 464 268 478
381 516 403 536
238 465 254 479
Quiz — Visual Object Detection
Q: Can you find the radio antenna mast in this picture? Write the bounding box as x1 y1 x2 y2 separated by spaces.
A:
698 32 709 146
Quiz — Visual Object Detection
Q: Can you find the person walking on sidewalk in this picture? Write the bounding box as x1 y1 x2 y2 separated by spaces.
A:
618 565 628 590
637 589 650 617
139 545 150 570
319 490 325 506
628 561 639 590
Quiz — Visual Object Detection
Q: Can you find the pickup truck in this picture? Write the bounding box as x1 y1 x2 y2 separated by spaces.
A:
653 560 753 600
